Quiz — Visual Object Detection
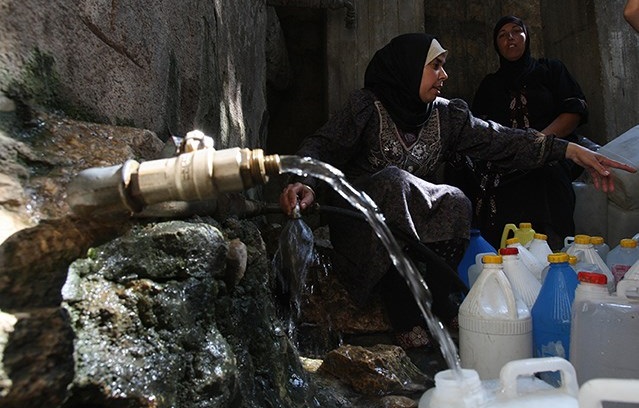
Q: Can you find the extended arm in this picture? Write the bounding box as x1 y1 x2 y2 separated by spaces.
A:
541 112 582 138
565 143 636 192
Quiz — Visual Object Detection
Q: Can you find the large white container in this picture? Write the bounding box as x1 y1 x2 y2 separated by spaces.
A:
505 238 545 282
566 234 615 293
499 247 541 309
607 238 639 284
528 233 552 267
468 251 498 288
570 275 639 405
590 236 610 263
458 255 532 380
578 378 639 408
419 357 579 408
624 257 639 281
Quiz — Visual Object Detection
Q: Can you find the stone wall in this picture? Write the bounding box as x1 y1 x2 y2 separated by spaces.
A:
0 0 269 147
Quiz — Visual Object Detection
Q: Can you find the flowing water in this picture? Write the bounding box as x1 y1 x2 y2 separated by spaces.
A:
279 155 462 376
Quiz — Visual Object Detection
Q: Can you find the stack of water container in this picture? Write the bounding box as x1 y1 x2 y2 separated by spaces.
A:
430 225 639 407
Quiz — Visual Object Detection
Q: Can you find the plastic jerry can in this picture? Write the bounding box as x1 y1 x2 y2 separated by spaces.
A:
501 222 535 249
578 378 639 408
468 251 498 288
566 234 615 293
531 252 579 386
499 247 541 309
459 254 532 380
527 233 552 267
590 235 610 263
570 276 639 395
457 229 497 289
419 357 579 408
607 238 639 284
505 238 545 282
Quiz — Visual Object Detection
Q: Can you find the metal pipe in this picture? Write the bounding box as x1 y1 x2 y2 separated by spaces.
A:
67 134 281 218
266 0 356 29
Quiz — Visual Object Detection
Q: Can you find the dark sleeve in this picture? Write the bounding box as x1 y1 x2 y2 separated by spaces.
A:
440 98 568 170
544 58 589 125
288 89 377 190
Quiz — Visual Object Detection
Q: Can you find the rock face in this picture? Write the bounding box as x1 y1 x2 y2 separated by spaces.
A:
60 218 314 407
0 0 269 145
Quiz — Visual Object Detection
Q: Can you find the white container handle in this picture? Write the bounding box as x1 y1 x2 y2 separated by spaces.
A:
500 357 579 399
616 279 639 300
578 378 639 408
564 236 575 248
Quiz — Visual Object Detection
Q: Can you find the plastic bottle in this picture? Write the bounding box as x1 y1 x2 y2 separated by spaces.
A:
501 222 535 249
531 252 579 386
499 247 541 309
528 233 552 268
457 229 497 289
623 258 639 281
467 251 498 288
505 237 545 282
561 235 575 253
607 238 639 284
565 234 615 293
589 236 610 263
458 254 532 380
418 357 580 408
570 275 639 397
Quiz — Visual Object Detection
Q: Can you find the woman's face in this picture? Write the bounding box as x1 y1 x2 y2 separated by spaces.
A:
496 22 527 61
419 54 448 103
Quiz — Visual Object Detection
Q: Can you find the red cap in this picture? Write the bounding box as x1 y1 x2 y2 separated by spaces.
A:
499 247 519 256
577 271 607 285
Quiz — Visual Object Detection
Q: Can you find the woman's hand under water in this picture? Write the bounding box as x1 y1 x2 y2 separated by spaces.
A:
279 182 316 216
566 142 637 192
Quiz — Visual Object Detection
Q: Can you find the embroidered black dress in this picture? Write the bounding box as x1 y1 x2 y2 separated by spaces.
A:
294 88 567 326
451 16 589 250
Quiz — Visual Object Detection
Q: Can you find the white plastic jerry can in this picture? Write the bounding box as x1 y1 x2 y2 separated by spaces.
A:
419 357 579 408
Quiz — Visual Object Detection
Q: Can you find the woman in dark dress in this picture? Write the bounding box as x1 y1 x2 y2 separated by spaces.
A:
453 15 592 250
278 33 633 348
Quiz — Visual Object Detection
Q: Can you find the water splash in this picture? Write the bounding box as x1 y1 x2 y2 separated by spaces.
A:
279 155 462 376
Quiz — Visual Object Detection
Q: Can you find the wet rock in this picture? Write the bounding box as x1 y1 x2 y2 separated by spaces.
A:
0 308 74 407
58 219 318 407
319 344 430 397
0 109 164 245
225 238 247 287
378 395 419 408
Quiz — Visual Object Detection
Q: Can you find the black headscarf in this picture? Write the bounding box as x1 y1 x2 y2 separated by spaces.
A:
364 33 440 131
493 16 535 89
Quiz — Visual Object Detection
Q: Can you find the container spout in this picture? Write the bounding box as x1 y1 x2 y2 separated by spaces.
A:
67 136 281 218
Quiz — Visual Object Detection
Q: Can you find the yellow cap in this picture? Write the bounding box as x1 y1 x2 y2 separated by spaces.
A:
590 236 605 245
548 252 569 263
505 237 520 245
482 255 503 264
620 238 638 248
520 222 533 229
533 233 548 240
568 255 577 265
574 234 591 245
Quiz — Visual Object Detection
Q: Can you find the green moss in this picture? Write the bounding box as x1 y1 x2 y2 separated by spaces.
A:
5 47 61 108
3 47 105 123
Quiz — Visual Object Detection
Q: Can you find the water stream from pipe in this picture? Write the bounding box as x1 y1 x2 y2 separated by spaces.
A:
279 155 462 377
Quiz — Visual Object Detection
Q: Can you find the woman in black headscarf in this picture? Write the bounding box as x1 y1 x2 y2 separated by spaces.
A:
279 32 631 348
453 16 592 250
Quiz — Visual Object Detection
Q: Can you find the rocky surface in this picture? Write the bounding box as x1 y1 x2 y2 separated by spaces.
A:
0 105 447 407
0 0 271 145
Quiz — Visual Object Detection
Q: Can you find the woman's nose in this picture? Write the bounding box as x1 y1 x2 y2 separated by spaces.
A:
440 67 448 80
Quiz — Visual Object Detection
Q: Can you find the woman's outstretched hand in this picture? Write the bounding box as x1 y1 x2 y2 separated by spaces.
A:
279 182 316 216
566 142 637 192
